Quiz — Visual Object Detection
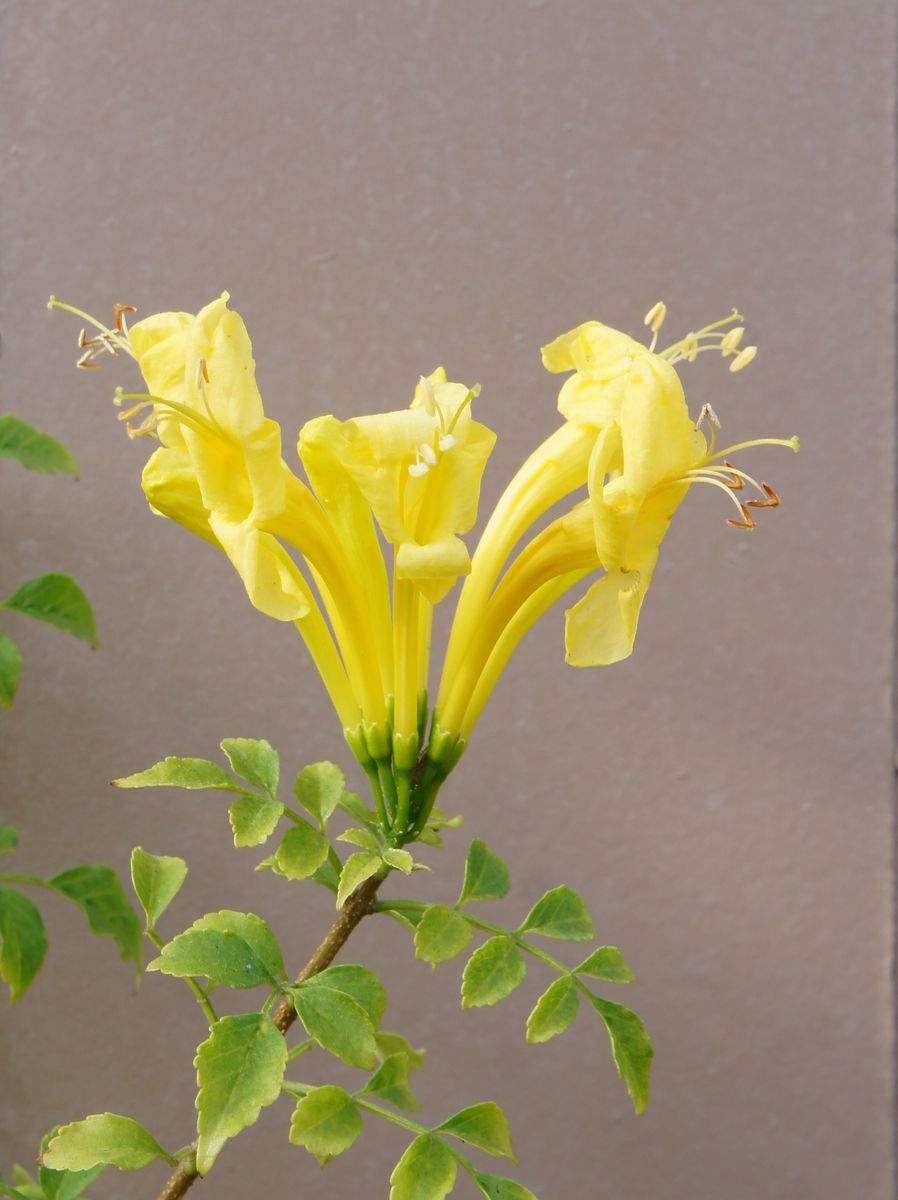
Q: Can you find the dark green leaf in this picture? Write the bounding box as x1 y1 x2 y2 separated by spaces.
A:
130 847 187 931
292 985 377 1069
228 793 284 848
2 574 96 646
473 1171 538 1200
195 1014 287 1174
414 905 472 966
310 963 387 1026
587 994 654 1115
457 840 510 906
0 415 78 475
389 1134 456 1200
0 634 22 707
113 757 240 791
42 1114 174 1172
0 887 48 1002
461 936 526 1009
289 1086 362 1160
574 946 634 983
273 822 330 880
518 886 595 941
362 1053 420 1111
0 825 18 855
148 910 285 989
49 866 141 970
437 1102 515 1160
526 976 580 1044
336 852 382 907
220 738 280 797
294 761 344 826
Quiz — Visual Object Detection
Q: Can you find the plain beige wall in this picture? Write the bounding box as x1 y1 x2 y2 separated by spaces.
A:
1 2 894 1198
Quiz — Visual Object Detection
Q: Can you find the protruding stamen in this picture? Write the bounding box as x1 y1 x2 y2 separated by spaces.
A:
408 461 430 478
745 482 780 509
721 460 744 490
644 301 667 350
114 303 137 334
681 333 699 363
76 351 101 370
720 327 745 356
726 502 757 530
695 402 721 432
729 346 757 373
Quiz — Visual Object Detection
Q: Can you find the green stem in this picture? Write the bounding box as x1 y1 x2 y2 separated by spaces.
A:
354 1096 430 1137
0 872 57 891
147 931 218 1025
377 760 399 825
363 762 390 832
286 1039 315 1062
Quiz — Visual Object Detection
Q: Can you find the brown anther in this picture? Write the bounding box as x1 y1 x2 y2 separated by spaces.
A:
76 350 100 370
78 328 89 348
195 357 210 388
114 304 137 333
722 460 744 490
745 482 780 509
726 503 756 530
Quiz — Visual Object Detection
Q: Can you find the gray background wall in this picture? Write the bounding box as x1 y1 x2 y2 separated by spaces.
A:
1 2 894 1198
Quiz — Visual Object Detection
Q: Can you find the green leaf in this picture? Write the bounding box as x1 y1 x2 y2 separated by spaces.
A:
130 847 187 931
414 905 472 966
390 1134 456 1200
0 415 78 475
42 1114 174 1172
113 756 241 791
220 738 280 797
0 634 22 707
2 574 96 646
273 822 330 880
526 976 580 1044
289 1086 362 1160
148 910 285 989
338 790 378 826
457 840 510 906
382 848 414 874
461 936 526 1009
38 1154 105 1200
362 1053 420 1111
587 994 654 1115
0 825 18 855
49 866 141 970
337 826 382 853
294 761 344 826
518 885 595 942
437 1102 515 1160
310 963 387 1026
375 1030 425 1072
311 859 340 893
473 1171 538 1200
336 852 382 907
292 984 377 1069
575 946 634 983
228 793 284 848
0 887 48 1002
195 1013 287 1174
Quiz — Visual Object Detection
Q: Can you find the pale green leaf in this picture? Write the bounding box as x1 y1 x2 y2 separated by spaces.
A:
148 910 285 989
220 738 280 797
2 574 96 646
273 822 330 880
0 887 48 1002
414 905 472 966
587 994 654 1115
42 1114 174 1172
195 1013 287 1174
338 790 378 826
336 827 382 853
474 1171 539 1200
0 634 22 707
113 757 241 791
382 848 414 874
130 847 187 931
38 1152 105 1200
575 946 634 983
50 866 141 970
336 852 382 907
289 1086 362 1160
362 1053 420 1111
228 793 284 848
375 1030 425 1072
457 840 510 906
437 1102 514 1160
518 886 595 942
310 963 387 1026
461 936 526 1009
0 414 78 475
390 1135 456 1200
0 825 18 855
526 976 580 1044
294 761 344 826
292 984 377 1068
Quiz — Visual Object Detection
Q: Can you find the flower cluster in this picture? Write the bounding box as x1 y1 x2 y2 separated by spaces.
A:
50 294 797 842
